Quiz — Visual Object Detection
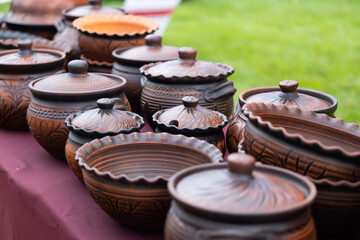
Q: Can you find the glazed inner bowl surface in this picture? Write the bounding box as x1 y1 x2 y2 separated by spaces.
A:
81 22 148 35
86 142 213 180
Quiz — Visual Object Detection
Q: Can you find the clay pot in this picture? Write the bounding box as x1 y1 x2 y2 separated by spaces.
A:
27 60 130 160
72 14 158 66
0 29 45 41
0 40 65 130
111 34 179 114
54 0 126 61
65 98 144 181
76 132 223 230
140 47 236 126
227 80 338 153
165 153 317 240
4 0 87 39
153 96 228 154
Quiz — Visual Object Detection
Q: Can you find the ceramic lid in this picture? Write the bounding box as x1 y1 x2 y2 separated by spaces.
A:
168 153 316 220
65 98 144 138
63 0 126 22
153 96 227 134
29 60 126 100
112 35 179 64
140 47 234 83
240 80 338 115
0 40 66 72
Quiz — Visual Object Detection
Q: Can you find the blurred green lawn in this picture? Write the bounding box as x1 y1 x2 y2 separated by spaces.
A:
1 0 359 124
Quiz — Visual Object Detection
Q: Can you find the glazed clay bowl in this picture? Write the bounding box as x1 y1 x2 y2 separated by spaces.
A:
73 14 158 65
76 132 223 230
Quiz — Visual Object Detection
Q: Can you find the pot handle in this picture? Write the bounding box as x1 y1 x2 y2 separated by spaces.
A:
140 76 147 87
204 81 236 103
54 18 65 32
194 229 273 240
112 97 132 112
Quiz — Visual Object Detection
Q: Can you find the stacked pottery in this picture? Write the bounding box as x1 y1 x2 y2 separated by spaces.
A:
241 102 360 239
27 60 130 160
54 0 126 61
140 47 236 125
0 39 65 130
72 14 159 73
65 98 144 181
111 34 179 114
153 96 228 154
226 80 338 153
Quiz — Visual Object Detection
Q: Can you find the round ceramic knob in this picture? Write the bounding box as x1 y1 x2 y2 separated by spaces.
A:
145 35 162 47
68 60 89 75
182 96 199 108
18 39 33 56
97 98 115 109
279 80 299 93
88 0 102 6
227 153 256 176
179 47 197 61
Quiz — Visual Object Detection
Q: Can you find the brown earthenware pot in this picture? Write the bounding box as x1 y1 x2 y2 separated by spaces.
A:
72 14 158 66
76 132 223 230
227 80 338 153
111 34 179 114
65 98 144 181
165 153 317 240
153 96 227 154
27 60 130 160
4 0 87 39
140 47 236 126
54 0 126 61
0 40 65 130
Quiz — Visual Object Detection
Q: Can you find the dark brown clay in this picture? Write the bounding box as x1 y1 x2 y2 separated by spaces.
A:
73 14 158 65
27 60 130 160
76 132 223 230
0 40 65 130
165 153 317 240
111 34 179 114
140 47 236 125
65 98 144 181
4 0 87 39
153 96 228 154
227 80 338 153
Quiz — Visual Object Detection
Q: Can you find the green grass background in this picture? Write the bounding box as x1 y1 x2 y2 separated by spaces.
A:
1 0 359 124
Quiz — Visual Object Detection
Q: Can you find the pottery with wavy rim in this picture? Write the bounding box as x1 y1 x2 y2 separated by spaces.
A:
75 132 222 230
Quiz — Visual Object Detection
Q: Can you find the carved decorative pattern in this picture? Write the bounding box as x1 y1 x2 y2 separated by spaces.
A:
226 114 246 153
27 104 77 119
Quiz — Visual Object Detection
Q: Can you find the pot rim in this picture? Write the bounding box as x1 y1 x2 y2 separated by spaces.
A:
62 6 126 22
243 102 360 159
310 177 360 188
76 132 223 185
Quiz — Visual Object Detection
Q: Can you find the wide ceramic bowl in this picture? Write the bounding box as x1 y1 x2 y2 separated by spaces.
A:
76 132 223 230
73 14 158 65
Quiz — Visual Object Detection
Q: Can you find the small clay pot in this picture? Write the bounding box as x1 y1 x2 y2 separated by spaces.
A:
65 98 144 181
140 47 236 126
73 14 158 66
0 40 65 130
227 80 338 153
76 132 223 230
165 153 317 239
27 60 130 160
153 96 228 154
111 34 179 114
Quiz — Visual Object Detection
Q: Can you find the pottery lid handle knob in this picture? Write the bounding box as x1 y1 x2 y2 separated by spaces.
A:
182 96 199 107
18 39 33 56
279 80 299 93
88 0 102 6
68 60 89 75
179 47 197 61
97 98 115 109
145 35 162 47
227 153 256 176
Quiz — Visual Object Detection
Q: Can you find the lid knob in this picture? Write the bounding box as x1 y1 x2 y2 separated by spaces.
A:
279 80 299 93
227 153 256 176
179 47 197 61
18 39 33 57
88 0 102 6
97 98 115 109
145 35 162 47
68 60 89 75
182 96 199 107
